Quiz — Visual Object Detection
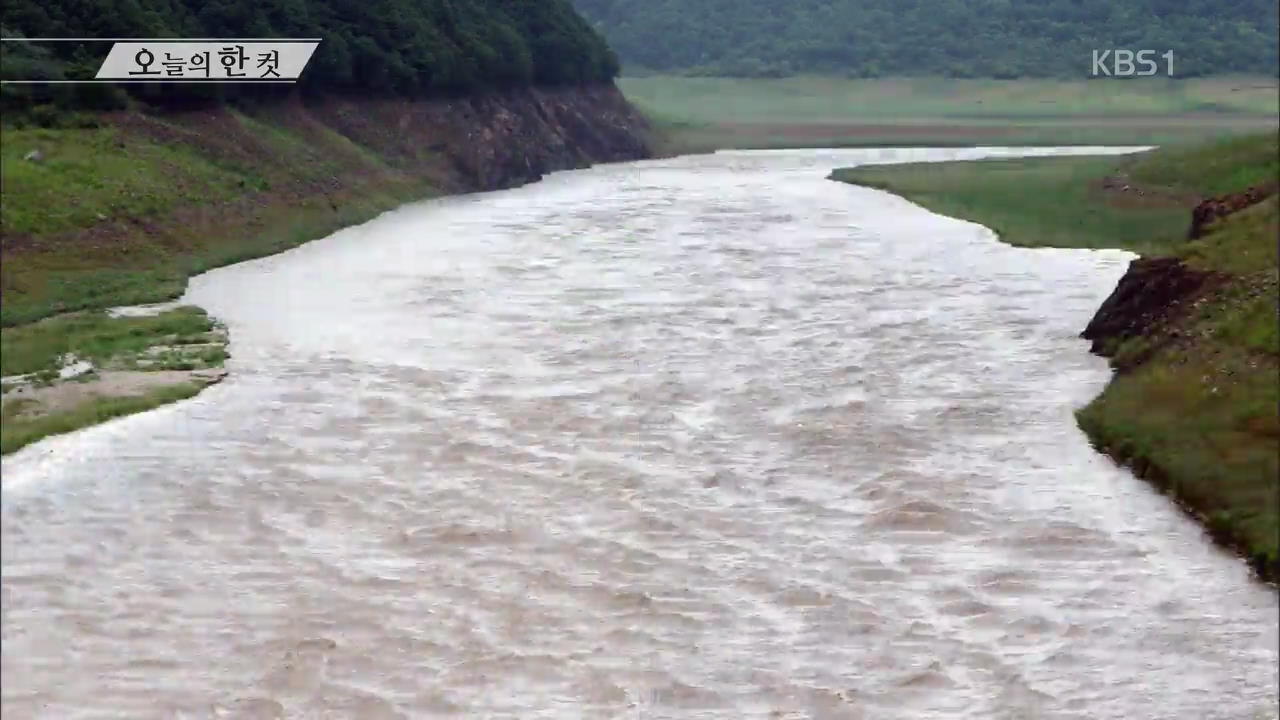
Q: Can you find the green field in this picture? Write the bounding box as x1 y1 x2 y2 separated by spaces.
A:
828 133 1279 256
623 75 1280 152
835 155 1188 255
833 133 1280 581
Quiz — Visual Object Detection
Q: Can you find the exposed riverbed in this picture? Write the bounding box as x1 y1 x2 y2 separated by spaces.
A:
3 147 1276 719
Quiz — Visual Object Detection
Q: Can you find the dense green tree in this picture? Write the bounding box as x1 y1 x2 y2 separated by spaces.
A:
572 0 1279 77
0 0 619 110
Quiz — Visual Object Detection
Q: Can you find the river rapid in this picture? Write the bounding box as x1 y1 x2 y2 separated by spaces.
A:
3 147 1277 719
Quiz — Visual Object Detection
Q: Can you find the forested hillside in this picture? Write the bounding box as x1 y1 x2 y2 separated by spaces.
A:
1 0 619 108
573 0 1279 78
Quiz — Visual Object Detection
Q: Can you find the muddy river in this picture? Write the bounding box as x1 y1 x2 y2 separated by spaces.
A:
3 148 1276 719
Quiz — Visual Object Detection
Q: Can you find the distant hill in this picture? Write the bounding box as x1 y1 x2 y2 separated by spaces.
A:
571 0 1279 78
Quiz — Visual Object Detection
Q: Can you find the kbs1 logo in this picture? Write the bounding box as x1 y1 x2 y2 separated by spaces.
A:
1091 49 1175 77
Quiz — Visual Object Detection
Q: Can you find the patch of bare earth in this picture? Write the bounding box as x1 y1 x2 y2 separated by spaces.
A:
1 368 226 419
1095 173 1198 209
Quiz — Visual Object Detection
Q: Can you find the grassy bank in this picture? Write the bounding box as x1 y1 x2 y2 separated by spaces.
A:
2 380 209 456
2 306 222 377
829 133 1278 255
832 133 1279 581
0 306 229 455
0 109 430 453
623 75 1280 152
837 155 1188 255
0 111 436 327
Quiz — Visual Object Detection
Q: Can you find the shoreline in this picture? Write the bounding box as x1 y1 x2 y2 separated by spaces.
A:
1 83 653 455
1 142 1069 454
0 305 231 456
7 136 1275 587
1 143 1119 456
829 136 1279 584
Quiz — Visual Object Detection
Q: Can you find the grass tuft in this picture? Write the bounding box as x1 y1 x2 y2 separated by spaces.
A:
0 306 215 377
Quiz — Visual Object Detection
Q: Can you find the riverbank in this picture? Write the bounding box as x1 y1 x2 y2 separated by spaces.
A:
623 75 1280 153
6 146 1275 718
831 133 1279 583
0 84 651 454
1 305 229 454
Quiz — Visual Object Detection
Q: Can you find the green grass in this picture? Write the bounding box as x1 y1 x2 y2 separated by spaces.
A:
0 191 423 327
0 381 204 455
0 306 217 377
1179 196 1280 274
0 304 230 454
1076 343 1279 576
1214 286 1280 355
0 102 449 450
0 126 243 236
0 101 443 325
0 115 435 327
1126 133 1280 197
655 125 1280 156
1 397 37 419
623 75 1280 152
833 155 1190 255
833 131 1279 582
830 132 1280 257
0 180 430 326
231 111 349 182
182 187 427 276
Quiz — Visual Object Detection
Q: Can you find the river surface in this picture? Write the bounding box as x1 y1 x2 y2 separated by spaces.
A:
3 148 1277 719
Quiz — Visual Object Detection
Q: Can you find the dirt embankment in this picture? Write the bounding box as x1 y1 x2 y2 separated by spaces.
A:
303 84 652 193
1081 256 1226 369
1188 183 1278 239
1084 171 1276 367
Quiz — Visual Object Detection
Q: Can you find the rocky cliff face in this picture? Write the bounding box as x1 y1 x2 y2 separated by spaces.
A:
308 84 651 193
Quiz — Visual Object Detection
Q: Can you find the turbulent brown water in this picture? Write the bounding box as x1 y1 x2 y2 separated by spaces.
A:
3 148 1277 719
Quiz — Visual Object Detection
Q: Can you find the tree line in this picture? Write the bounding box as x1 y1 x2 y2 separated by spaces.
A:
572 0 1279 78
1 0 620 111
